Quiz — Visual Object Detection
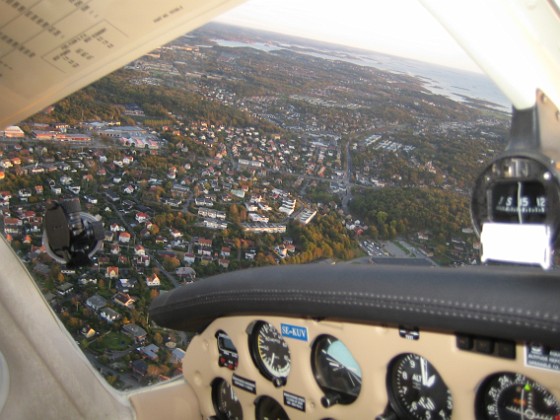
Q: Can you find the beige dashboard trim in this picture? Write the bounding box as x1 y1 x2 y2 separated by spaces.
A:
184 315 560 419
129 378 200 420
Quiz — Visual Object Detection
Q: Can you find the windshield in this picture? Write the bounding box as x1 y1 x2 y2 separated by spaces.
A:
0 0 511 390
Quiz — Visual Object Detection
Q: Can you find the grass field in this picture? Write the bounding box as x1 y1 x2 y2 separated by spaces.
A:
90 331 133 352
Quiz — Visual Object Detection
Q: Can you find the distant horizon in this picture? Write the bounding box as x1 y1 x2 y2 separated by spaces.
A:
204 21 483 77
196 22 510 110
215 0 483 74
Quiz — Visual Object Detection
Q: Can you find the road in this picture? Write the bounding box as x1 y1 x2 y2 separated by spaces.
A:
342 141 353 213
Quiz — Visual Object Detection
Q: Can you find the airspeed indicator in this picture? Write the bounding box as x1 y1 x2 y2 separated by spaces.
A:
249 321 291 386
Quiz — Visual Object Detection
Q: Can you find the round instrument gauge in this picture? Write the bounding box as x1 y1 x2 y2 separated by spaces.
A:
311 334 362 406
249 321 291 386
476 372 560 419
255 395 289 420
212 378 243 420
387 353 453 420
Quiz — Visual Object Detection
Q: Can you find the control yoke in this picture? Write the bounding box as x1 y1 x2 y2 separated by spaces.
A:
471 91 560 269
43 198 104 267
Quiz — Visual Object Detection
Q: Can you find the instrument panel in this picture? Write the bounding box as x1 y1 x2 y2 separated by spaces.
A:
182 315 560 419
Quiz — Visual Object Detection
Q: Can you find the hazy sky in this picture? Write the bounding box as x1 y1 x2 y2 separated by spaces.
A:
216 0 481 73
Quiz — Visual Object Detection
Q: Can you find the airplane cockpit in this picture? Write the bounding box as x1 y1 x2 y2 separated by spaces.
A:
0 0 559 419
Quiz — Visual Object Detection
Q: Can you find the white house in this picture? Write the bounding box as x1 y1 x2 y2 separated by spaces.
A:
99 307 121 323
118 232 131 243
146 273 161 287
136 212 149 223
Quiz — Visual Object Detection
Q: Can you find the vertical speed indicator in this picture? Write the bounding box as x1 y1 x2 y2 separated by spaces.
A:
249 321 291 387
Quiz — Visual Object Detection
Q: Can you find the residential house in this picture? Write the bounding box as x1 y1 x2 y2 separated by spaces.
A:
220 247 231 258
28 218 43 233
122 323 147 343
170 348 185 365
85 295 107 312
33 263 50 277
79 276 98 286
104 191 120 202
56 282 74 296
98 256 110 265
118 231 131 243
113 292 135 308
135 212 149 223
196 238 212 249
134 245 146 256
176 266 196 280
116 278 137 293
4 217 22 236
285 243 296 254
203 219 227 230
170 229 183 239
81 326 96 339
275 245 288 259
135 254 150 268
197 246 212 257
0 191 12 202
245 250 257 261
84 195 98 204
140 344 159 361
99 307 121 323
249 213 269 223
200 256 212 266
131 359 148 379
183 253 195 265
20 210 36 221
110 223 123 233
145 274 160 288
110 243 121 255
106 266 119 279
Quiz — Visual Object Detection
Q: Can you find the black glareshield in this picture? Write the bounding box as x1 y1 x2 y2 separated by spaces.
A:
471 91 560 269
43 198 104 267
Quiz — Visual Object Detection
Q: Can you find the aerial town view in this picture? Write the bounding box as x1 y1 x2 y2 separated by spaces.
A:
0 23 510 389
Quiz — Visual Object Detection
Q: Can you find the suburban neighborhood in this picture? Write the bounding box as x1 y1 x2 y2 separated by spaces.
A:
0 23 510 389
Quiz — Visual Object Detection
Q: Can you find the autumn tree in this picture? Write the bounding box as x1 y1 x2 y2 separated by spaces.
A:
162 255 181 272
